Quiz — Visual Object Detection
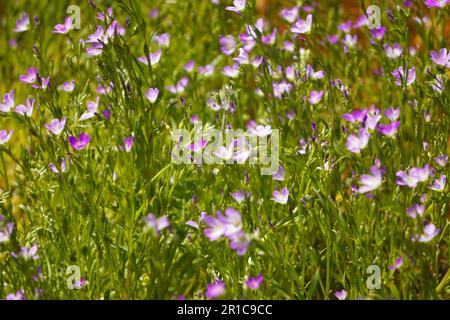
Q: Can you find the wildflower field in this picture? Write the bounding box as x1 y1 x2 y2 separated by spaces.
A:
0 0 449 301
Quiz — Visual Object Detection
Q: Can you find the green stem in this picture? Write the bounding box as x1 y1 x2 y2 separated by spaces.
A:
0 151 9 191
437 267 450 294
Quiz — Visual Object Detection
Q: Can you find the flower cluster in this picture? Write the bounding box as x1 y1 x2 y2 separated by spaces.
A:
204 207 251 256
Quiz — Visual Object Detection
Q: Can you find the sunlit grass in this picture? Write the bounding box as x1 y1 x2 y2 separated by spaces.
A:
0 0 449 300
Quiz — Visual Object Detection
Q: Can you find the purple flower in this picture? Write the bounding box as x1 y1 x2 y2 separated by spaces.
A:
205 280 226 299
306 64 325 80
391 66 415 86
45 117 66 135
434 154 448 167
342 109 367 123
384 43 403 59
338 20 352 33
376 121 400 137
228 230 250 255
285 66 296 81
96 7 113 21
262 29 277 45
155 33 170 47
48 158 67 175
186 220 199 229
425 0 449 8
409 164 432 182
0 221 13 243
9 39 17 48
144 214 170 235
204 215 226 241
222 65 240 78
225 0 246 14
353 15 368 28
251 56 263 68
327 34 339 44
19 67 38 84
388 257 403 271
406 203 425 218
396 171 418 188
138 49 161 66
333 79 349 99
403 0 413 8
32 75 50 90
214 145 233 160
184 60 195 73
85 26 105 43
272 165 285 181
14 13 30 32
80 97 99 120
317 160 334 172
334 290 347 300
384 107 400 121
149 8 159 18
6 290 25 300
233 147 252 164
102 110 111 120
0 90 15 112
396 164 431 188
123 137 134 152
291 14 312 34
430 48 450 67
190 114 199 124
68 133 91 150
203 208 251 254
230 191 251 203
283 41 295 51
219 35 236 56
166 77 188 94
413 223 440 242
431 76 445 93
0 130 13 145
298 138 308 155
346 128 370 153
248 125 272 137
12 244 39 260
189 138 208 153
273 80 293 98
302 4 314 12
358 164 383 193
427 175 446 191
96 82 113 95
342 34 358 48
145 88 159 103
422 110 431 123
420 193 428 203
364 106 382 130
280 6 298 23
60 80 75 92
218 208 243 237
113 21 126 37
271 187 289 204
198 64 215 76
53 17 73 34
15 98 35 117
73 277 86 289
245 274 263 289
86 42 104 56
233 48 249 65
308 90 324 104
370 26 386 40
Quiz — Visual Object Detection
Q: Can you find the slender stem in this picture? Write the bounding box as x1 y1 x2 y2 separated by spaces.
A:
0 151 9 191
437 267 450 294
